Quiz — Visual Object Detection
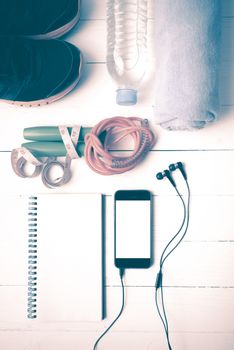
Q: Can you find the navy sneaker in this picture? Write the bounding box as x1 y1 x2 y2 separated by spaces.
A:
0 0 81 38
0 37 83 106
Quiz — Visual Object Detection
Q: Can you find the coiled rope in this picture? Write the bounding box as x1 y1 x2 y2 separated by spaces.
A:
11 116 156 188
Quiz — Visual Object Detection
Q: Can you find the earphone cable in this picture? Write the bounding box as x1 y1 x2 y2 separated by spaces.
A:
155 179 190 350
159 186 187 268
155 274 172 350
93 268 125 350
161 180 190 267
161 281 172 350
155 187 186 350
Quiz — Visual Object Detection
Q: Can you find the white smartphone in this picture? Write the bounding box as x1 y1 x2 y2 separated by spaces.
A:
114 190 152 268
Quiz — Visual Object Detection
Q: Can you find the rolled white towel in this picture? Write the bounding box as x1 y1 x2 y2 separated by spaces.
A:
154 0 221 130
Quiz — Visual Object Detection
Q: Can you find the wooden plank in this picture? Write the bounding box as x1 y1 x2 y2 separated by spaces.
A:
106 242 234 287
66 18 234 63
69 17 160 64
0 331 233 350
0 1 233 350
67 20 234 71
67 17 234 112
0 61 234 150
0 286 233 333
79 0 160 20
0 192 234 286
0 150 233 196
104 194 234 286
1 328 234 350
105 195 234 243
79 0 234 20
2 105 234 151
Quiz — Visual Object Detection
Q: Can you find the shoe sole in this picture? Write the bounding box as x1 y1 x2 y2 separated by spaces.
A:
27 0 81 39
1 52 84 107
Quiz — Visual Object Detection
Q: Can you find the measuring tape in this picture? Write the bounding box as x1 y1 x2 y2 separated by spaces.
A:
11 125 81 188
11 117 156 188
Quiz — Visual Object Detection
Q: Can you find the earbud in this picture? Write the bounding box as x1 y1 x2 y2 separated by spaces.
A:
169 162 187 180
156 169 176 187
156 161 187 187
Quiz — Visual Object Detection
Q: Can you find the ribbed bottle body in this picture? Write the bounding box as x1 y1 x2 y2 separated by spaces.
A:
106 0 148 105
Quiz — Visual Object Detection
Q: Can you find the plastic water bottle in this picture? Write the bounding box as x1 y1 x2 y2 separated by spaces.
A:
106 0 148 105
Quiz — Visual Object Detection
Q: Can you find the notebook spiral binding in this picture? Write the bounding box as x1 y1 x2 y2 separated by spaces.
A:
27 196 38 319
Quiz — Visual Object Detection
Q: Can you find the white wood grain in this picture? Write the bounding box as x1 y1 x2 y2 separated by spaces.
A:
67 18 234 64
0 192 233 288
0 1 233 349
1 104 234 151
0 331 234 350
0 286 233 333
79 0 234 19
0 16 233 150
0 150 233 196
106 242 234 287
105 195 234 243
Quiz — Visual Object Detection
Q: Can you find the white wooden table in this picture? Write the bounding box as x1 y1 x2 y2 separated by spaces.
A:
0 1 234 349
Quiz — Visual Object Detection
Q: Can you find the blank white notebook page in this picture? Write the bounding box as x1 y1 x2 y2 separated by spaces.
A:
35 193 103 322
0 195 28 286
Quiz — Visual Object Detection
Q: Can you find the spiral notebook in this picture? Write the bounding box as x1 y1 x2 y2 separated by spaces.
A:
26 193 105 322
0 193 104 321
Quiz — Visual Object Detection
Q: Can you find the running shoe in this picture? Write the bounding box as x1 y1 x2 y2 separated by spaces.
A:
0 0 81 38
0 37 83 106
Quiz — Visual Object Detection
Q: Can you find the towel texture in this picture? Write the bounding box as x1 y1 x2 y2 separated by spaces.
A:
154 0 221 130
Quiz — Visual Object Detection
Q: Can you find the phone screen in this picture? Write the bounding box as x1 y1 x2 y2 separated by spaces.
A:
115 190 152 268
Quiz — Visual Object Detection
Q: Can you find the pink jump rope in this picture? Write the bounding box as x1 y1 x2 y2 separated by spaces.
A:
11 116 156 187
85 116 155 175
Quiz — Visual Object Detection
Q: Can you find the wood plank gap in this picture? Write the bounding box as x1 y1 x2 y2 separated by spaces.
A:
0 329 233 335
78 17 233 20
3 149 234 153
0 285 25 287
105 285 234 289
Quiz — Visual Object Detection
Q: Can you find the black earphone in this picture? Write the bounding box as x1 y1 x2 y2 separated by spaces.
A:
156 169 176 187
169 161 187 180
155 161 190 350
156 161 187 185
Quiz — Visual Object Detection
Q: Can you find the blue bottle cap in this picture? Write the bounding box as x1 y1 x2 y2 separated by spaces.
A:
116 89 137 106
